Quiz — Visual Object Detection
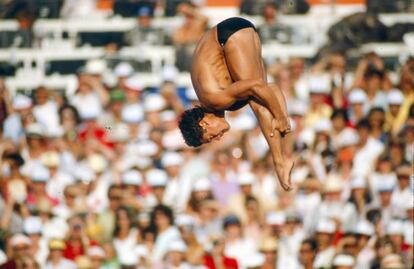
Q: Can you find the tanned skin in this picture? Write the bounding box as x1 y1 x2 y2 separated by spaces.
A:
191 26 294 191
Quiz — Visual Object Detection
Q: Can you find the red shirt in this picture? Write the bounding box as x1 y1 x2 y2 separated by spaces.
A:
204 255 238 269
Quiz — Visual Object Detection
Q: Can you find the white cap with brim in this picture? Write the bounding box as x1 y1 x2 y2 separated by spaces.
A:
109 124 130 142
121 104 144 124
266 212 286 226
124 77 143 91
309 74 330 94
175 214 195 227
161 152 183 167
114 62 134 78
376 180 395 193
85 59 106 75
87 246 106 259
354 220 374 236
237 172 256 186
350 176 367 189
386 220 404 235
79 102 100 120
133 140 158 157
87 154 107 173
23 216 43 235
160 110 177 122
31 164 50 182
74 165 95 183
10 234 31 247
122 170 143 186
167 240 187 253
243 253 265 268
13 94 32 110
192 178 211 192
323 175 343 193
337 129 359 148
146 169 168 187
316 219 336 234
348 89 367 104
162 65 179 82
387 89 404 105
26 123 45 137
313 119 332 133
143 94 166 112
332 254 355 267
41 151 60 167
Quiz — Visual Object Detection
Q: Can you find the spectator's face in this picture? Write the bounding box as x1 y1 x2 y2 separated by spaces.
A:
368 110 384 128
389 104 401 116
35 88 49 105
379 191 392 206
324 191 341 202
138 15 151 27
316 232 333 247
108 188 122 210
90 256 103 268
49 249 63 260
13 243 31 259
332 115 346 131
299 242 315 265
357 127 369 144
342 236 358 256
225 224 241 239
397 173 410 189
366 75 381 91
377 159 392 173
329 54 346 74
166 251 185 266
116 210 131 229
309 93 324 107
240 184 252 195
263 5 276 20
262 250 277 265
350 103 364 117
154 211 171 229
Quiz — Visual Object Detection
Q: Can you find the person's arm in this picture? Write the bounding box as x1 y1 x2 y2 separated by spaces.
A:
205 79 290 133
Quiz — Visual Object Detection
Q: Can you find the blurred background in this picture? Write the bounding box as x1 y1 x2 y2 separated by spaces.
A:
0 0 413 269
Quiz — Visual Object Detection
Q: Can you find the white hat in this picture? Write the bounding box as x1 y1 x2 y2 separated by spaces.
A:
316 219 336 233
121 104 144 123
10 233 31 247
193 178 211 192
160 110 177 122
288 100 307 116
87 246 106 259
122 170 143 186
134 140 158 157
143 94 166 112
332 254 355 267
237 172 256 186
114 62 134 78
79 101 100 120
162 65 179 82
386 220 404 235
23 216 43 235
161 152 183 167
309 75 330 94
26 123 45 137
337 129 359 148
167 240 187 253
243 253 265 268
109 124 130 142
85 59 106 75
323 174 343 193
348 89 367 104
146 169 168 187
387 89 404 105
87 154 107 173
124 77 143 91
350 176 367 189
41 151 60 167
31 164 50 182
314 119 332 133
381 254 406 269
266 212 286 226
185 86 198 101
354 220 374 236
377 179 395 193
175 214 195 227
13 94 32 110
74 165 95 183
121 156 153 170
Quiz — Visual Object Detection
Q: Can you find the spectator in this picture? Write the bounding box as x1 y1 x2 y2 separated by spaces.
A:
204 236 238 269
258 2 293 44
45 238 76 269
172 2 208 71
124 6 165 46
298 238 317 269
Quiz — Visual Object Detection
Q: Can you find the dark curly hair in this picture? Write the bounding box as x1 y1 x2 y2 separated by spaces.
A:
178 107 205 147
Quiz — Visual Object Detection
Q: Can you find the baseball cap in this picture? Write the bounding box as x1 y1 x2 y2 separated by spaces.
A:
161 152 183 167
223 215 241 227
13 94 32 110
122 170 143 186
348 89 367 104
146 169 168 187
387 89 404 105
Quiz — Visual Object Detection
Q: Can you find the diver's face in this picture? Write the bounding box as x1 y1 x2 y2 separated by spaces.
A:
199 113 230 143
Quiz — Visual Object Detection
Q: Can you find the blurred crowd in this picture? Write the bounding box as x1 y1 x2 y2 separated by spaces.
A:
0 1 414 269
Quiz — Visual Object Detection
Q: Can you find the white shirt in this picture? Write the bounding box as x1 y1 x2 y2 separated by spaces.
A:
391 186 413 218
224 238 257 269
46 170 75 201
70 92 102 120
314 246 336 269
45 258 77 269
152 227 181 262
114 228 139 265
352 137 384 178
33 101 60 135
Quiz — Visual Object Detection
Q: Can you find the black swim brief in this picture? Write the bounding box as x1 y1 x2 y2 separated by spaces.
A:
216 17 257 47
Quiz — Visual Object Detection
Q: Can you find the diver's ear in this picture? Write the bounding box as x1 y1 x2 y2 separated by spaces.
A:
199 118 208 127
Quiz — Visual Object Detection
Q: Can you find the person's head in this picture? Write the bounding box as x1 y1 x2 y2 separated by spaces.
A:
396 165 411 189
114 206 133 236
10 234 32 259
263 3 277 22
179 108 230 147
368 107 385 129
223 215 242 240
68 215 85 240
48 238 65 260
331 109 348 131
299 238 317 266
87 246 106 268
58 104 80 130
136 6 151 27
34 86 49 106
356 119 371 145
364 68 383 92
259 237 278 265
107 185 122 211
151 205 174 232
165 241 187 266
18 255 39 269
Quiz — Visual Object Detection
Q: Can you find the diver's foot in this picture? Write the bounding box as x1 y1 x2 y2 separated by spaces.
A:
276 159 295 191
